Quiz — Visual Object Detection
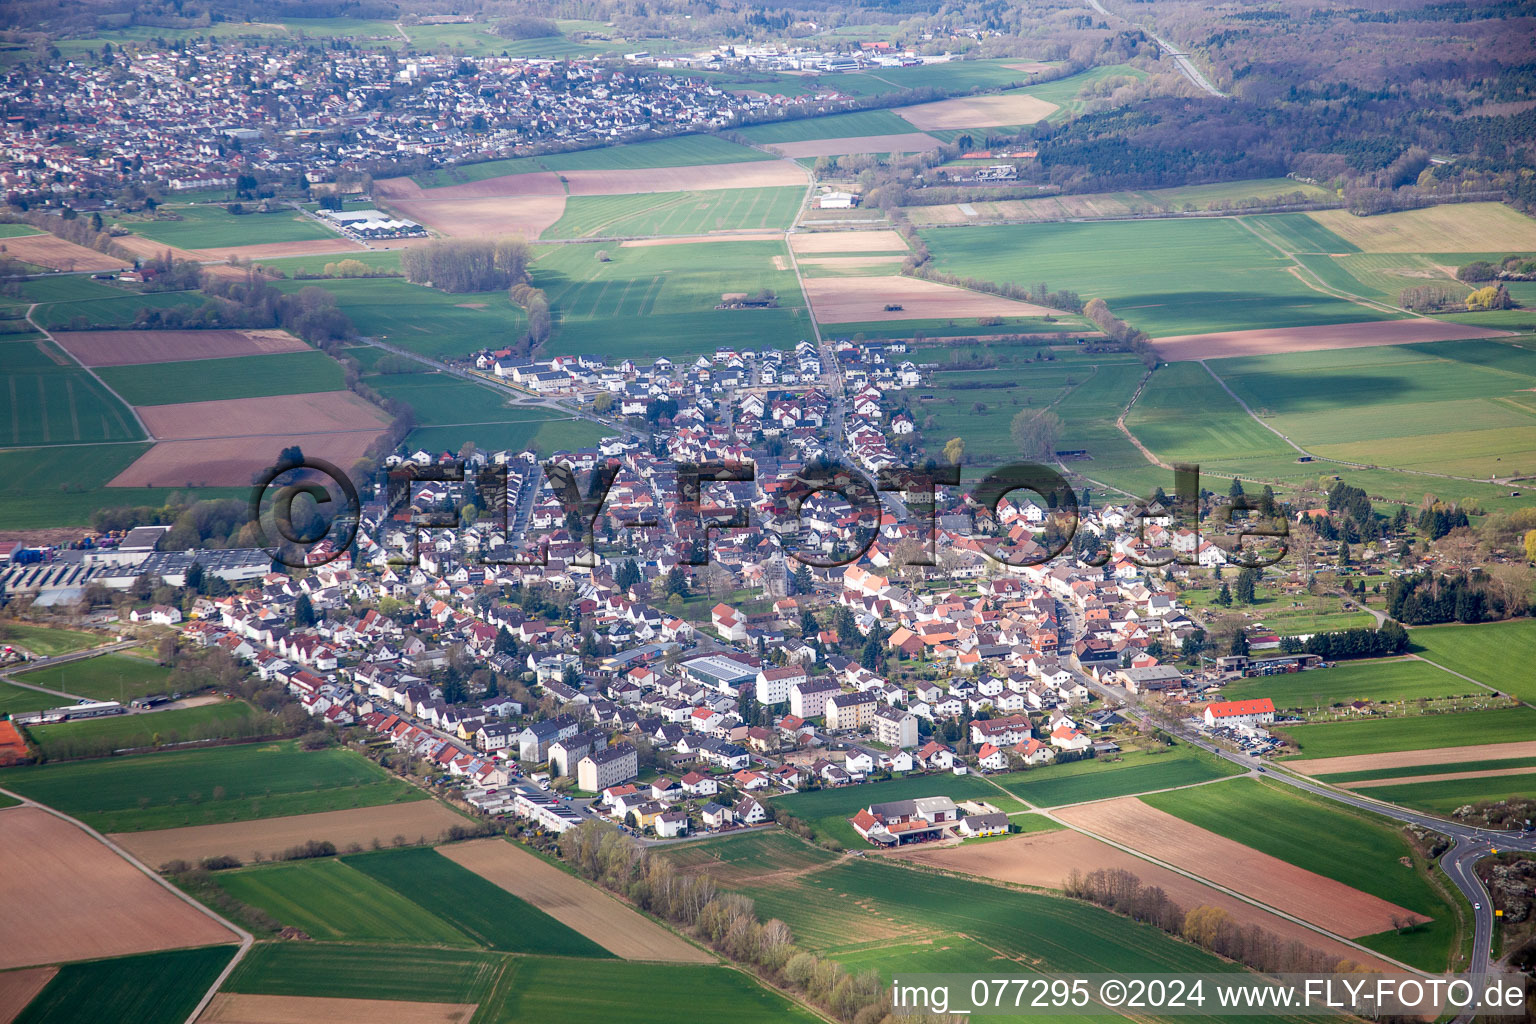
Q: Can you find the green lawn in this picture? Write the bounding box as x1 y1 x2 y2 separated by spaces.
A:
96 350 345 406
1142 778 1457 970
0 740 424 832
1274 705 1536 760
0 622 102 657
1125 361 1296 476
274 278 528 360
0 444 246 530
25 701 281 761
0 680 62 716
214 859 476 945
123 206 341 250
344 846 613 957
14 651 173 703
363 371 609 454
223 943 505 1002
1408 620 1536 704
919 217 1392 337
542 187 803 239
14 946 235 1024
480 956 821 1024
1222 659 1481 709
771 773 1023 847
992 747 1242 808
31 290 213 331
532 240 812 358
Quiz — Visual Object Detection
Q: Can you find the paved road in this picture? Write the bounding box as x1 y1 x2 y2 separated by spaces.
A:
1082 0 1226 98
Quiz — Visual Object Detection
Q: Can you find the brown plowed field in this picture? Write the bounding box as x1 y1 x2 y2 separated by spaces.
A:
0 806 236 969
1151 319 1509 360
2 234 128 272
562 161 806 196
1055 798 1419 939
113 234 203 263
109 801 471 866
439 838 714 963
768 133 941 158
110 433 384 488
192 238 363 261
1286 740 1536 777
198 993 477 1024
894 830 1394 969
805 275 1055 323
374 171 566 201
52 329 310 367
897 92 1059 130
1343 765 1536 790
620 232 784 247
0 967 56 1024
385 195 567 240
789 229 909 254
135 391 389 440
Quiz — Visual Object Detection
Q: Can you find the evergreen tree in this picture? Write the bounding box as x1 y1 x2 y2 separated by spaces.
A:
1215 582 1232 607
792 562 813 595
861 636 883 672
664 566 690 598
799 609 819 640
1337 538 1351 566
1228 477 1245 499
184 561 205 594
1234 568 1257 605
294 593 316 627
1228 631 1250 656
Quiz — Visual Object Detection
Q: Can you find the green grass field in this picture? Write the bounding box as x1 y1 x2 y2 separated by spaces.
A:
413 134 771 187
481 957 820 1024
14 651 173 702
532 240 811 358
26 701 280 761
122 206 341 250
543 186 803 239
1125 361 1297 479
274 278 527 359
1274 705 1536 760
214 859 476 945
344 846 612 957
737 108 919 144
919 217 1391 337
1142 778 1456 970
13 946 235 1024
657 830 837 885
223 943 505 1002
30 289 212 331
1339 773 1536 814
992 748 1242 807
1407 620 1536 704
363 371 608 454
0 444 246 530
1317 755 1536 784
771 773 1022 846
0 622 102 657
0 344 143 445
1207 339 1536 480
96 350 344 406
0 740 424 832
0 680 66 716
1221 659 1482 709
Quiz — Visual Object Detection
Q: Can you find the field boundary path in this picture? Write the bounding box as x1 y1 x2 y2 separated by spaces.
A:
25 303 153 441
0 783 252 1024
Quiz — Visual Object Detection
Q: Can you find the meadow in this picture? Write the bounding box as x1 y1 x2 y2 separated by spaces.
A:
12 947 235 1024
918 217 1387 337
0 740 425 832
0 344 143 446
1408 619 1536 704
0 680 66 715
905 178 1336 227
343 846 612 957
1273 705 1536 760
30 289 211 331
794 57 1035 98
991 747 1241 808
1206 339 1536 480
214 858 476 946
736 108 919 144
275 278 528 360
658 830 836 885
1221 659 1481 709
223 943 505 1002
0 444 250 530
1124 361 1297 478
96 350 345 406
1141 778 1456 969
542 186 804 239
26 701 278 760
122 206 341 250
0 622 102 657
770 772 1022 846
479 956 823 1024
14 651 173 703
531 240 812 358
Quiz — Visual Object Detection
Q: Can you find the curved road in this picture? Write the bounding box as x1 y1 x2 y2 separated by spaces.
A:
1083 0 1226 98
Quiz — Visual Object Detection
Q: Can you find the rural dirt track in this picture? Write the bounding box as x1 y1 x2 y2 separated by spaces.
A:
52 328 310 367
109 801 472 865
440 838 714 963
197 993 478 1024
803 275 1056 322
0 967 56 1024
1151 319 1510 360
766 133 942 158
0 805 237 969
894 831 1396 970
788 229 909 254
896 92 1059 130
1285 740 1536 778
1055 798 1420 939
1 234 128 271
1340 765 1536 790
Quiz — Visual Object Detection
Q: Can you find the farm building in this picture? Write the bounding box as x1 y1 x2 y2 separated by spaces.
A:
850 795 958 846
818 191 859 209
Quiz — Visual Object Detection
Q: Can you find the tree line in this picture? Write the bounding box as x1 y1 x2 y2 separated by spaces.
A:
400 237 532 294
